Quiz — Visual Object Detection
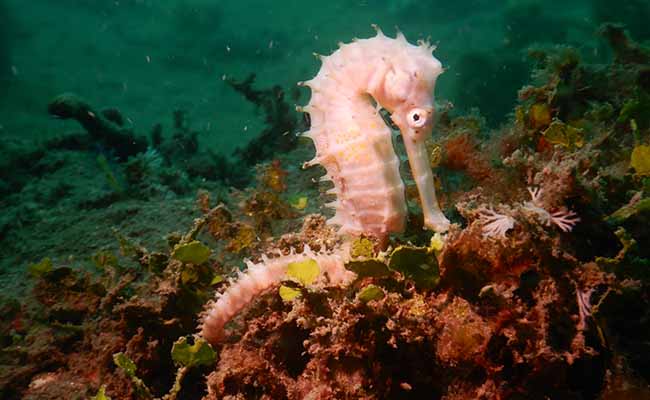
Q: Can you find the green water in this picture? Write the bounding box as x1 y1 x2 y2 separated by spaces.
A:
2 0 635 149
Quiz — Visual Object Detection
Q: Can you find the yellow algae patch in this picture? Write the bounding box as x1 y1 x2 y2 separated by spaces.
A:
429 145 442 168
429 232 445 253
286 258 320 286
172 240 211 265
529 103 552 130
350 237 375 258
289 196 309 210
279 285 301 302
542 121 584 149
631 144 650 176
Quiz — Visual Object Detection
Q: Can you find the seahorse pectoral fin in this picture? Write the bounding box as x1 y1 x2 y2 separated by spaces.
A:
402 133 450 233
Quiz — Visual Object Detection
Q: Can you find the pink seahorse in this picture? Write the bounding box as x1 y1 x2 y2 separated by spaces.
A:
200 27 448 344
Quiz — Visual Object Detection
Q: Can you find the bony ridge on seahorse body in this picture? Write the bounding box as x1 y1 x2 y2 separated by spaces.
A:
300 25 450 239
199 27 449 345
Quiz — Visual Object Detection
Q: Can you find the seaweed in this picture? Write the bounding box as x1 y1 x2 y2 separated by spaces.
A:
227 74 301 165
47 93 148 161
592 0 650 41
154 109 247 188
599 23 650 66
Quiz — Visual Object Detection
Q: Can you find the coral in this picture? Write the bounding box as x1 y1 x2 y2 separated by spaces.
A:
190 28 650 399
198 187 296 255
0 212 229 398
123 148 163 189
243 190 295 237
111 336 216 400
600 23 650 64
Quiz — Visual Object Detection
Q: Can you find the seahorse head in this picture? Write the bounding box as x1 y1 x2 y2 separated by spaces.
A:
378 36 443 144
375 32 450 232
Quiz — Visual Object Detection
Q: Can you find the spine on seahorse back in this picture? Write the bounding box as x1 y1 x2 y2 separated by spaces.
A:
301 34 408 239
301 27 450 238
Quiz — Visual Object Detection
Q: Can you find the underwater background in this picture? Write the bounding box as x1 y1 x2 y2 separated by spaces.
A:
1 0 650 399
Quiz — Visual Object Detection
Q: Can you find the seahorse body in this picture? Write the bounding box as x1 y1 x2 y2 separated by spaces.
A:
302 26 450 238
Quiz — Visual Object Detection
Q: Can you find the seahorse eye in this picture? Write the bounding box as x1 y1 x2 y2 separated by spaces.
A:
407 108 428 128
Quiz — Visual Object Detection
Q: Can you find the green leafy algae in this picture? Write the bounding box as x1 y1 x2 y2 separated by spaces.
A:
113 352 137 377
345 259 391 278
27 257 53 278
171 240 211 265
388 245 440 289
542 120 584 149
171 337 216 368
91 386 112 400
595 227 637 267
357 284 385 303
113 352 153 399
606 195 650 224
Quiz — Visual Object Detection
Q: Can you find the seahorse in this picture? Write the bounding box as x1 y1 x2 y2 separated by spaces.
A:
200 27 448 345
301 25 450 238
